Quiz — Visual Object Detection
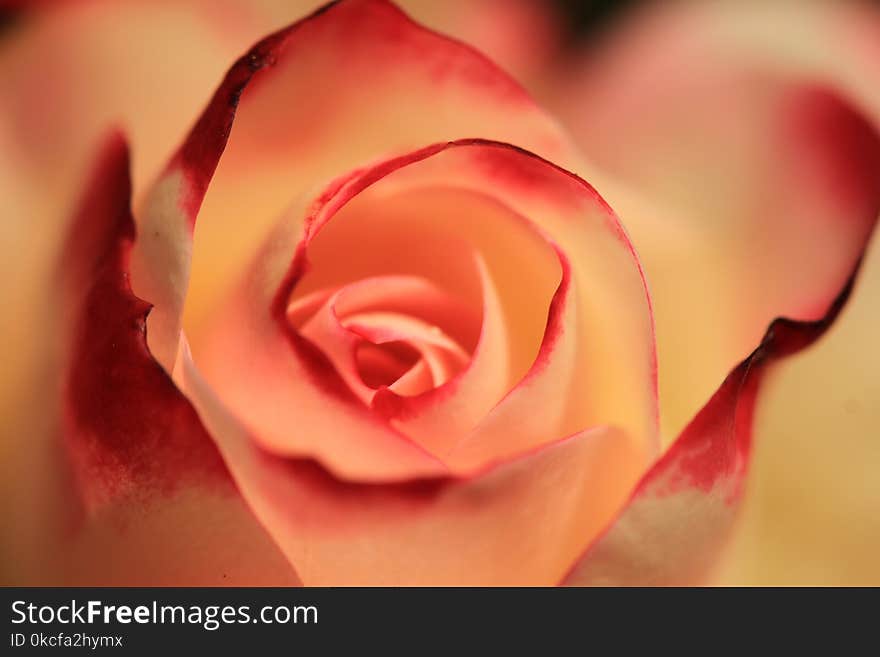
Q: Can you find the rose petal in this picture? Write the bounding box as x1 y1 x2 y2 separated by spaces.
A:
297 275 475 408
148 0 579 363
344 312 470 385
562 241 870 586
549 0 880 442
238 0 561 89
388 358 434 396
0 133 301 585
448 250 578 469
367 252 513 456
289 275 481 351
714 228 880 585
0 0 291 469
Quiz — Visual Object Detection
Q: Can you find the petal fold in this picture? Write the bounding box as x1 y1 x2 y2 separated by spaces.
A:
0 134 301 585
562 247 868 586
715 228 880 585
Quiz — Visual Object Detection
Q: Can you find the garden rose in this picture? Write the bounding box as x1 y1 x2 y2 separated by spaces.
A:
1 0 878 585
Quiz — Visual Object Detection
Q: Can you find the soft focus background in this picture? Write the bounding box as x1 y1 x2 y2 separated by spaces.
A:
0 0 641 36
2 0 879 585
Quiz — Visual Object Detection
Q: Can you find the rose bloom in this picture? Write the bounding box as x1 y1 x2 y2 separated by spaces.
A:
0 0 878 586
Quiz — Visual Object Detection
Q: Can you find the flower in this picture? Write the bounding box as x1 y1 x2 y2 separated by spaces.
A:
1 0 878 585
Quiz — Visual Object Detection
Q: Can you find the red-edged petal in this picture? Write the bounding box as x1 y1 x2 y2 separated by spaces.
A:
134 0 579 370
715 230 880 585
0 134 300 585
562 254 867 586
547 0 880 442
232 0 562 89
180 345 646 585
0 0 294 467
297 276 474 407
368 251 513 456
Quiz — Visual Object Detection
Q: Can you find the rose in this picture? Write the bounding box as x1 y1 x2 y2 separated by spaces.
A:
39 0 660 586
1 0 878 585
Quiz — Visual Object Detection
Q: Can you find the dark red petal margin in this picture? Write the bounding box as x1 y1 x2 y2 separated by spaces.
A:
562 254 866 585
60 132 231 506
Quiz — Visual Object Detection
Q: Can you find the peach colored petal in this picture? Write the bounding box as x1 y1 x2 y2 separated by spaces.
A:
179 138 657 581
388 359 434 396
289 275 481 350
0 0 288 484
448 251 578 470
343 312 470 384
547 0 880 442
0 134 300 585
296 275 476 410
242 0 561 89
368 254 512 457
563 242 870 586
188 305 449 482
714 228 880 585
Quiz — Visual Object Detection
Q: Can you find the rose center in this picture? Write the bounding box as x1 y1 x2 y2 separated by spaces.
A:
287 276 476 404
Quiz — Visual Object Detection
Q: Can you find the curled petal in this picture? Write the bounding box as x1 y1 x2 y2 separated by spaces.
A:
232 0 562 88
345 312 469 386
297 275 476 409
346 142 660 467
369 253 512 456
0 0 297 472
715 229 880 585
562 243 869 586
0 134 301 585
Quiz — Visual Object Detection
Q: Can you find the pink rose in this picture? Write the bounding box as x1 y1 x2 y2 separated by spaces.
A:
1 0 877 585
